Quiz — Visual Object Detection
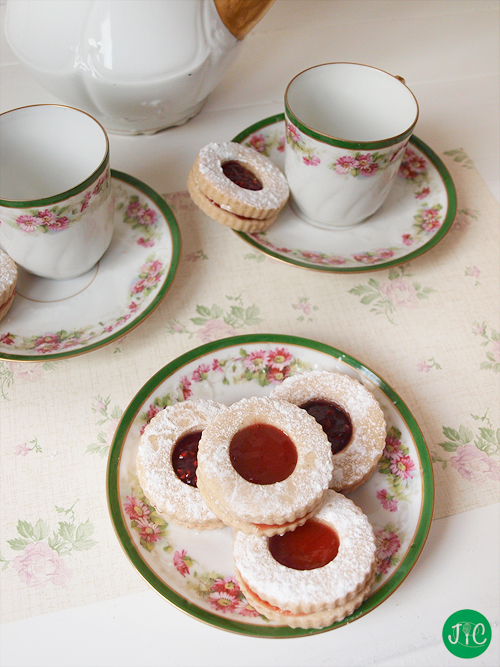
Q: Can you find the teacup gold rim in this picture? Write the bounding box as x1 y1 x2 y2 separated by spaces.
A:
0 103 110 208
284 62 420 150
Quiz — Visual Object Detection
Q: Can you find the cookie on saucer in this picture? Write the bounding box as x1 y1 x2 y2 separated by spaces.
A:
187 142 289 232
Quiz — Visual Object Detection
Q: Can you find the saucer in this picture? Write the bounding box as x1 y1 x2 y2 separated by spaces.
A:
0 171 181 361
232 114 456 272
107 334 433 637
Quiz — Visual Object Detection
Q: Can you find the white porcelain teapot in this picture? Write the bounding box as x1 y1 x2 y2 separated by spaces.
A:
5 0 274 134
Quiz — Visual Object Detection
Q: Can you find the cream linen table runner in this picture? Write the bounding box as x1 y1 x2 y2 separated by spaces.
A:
1 149 498 622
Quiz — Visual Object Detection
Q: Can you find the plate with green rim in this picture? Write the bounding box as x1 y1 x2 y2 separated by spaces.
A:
231 114 456 272
107 334 433 637
0 170 181 361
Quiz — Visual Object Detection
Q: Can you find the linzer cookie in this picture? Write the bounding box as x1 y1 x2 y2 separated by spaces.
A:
0 250 17 322
187 142 289 232
136 399 227 530
233 490 376 629
270 371 386 493
196 396 333 536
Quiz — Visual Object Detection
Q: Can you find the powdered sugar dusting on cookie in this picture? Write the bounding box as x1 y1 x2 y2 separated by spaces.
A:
270 371 387 492
197 396 333 527
136 399 227 529
233 490 376 615
196 142 289 210
0 251 17 297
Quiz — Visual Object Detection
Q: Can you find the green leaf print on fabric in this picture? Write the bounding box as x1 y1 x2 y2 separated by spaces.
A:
3 501 97 588
444 148 474 169
472 321 500 372
292 297 319 322
164 295 263 342
87 395 123 457
349 266 436 324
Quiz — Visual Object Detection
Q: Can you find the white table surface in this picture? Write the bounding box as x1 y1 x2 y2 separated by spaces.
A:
0 2 499 666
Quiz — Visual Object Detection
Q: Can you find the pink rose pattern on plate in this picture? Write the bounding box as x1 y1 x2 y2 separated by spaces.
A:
120 346 420 621
1 254 165 354
242 123 446 268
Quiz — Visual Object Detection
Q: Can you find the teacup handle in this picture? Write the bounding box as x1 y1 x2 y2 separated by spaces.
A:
394 75 406 84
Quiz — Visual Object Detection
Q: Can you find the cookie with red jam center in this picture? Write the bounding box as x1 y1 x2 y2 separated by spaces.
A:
136 399 227 530
233 490 376 628
187 141 289 232
271 371 387 493
196 396 333 536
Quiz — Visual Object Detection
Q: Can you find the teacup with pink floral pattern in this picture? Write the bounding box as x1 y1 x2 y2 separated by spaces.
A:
0 105 114 279
284 63 419 229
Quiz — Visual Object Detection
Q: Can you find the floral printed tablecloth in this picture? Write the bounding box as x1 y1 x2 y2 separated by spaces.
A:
0 148 498 623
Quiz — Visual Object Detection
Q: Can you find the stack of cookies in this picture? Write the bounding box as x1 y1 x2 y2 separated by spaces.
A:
187 141 289 233
136 370 386 628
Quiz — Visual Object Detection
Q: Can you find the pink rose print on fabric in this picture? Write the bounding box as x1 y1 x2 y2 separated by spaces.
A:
380 278 419 308
197 319 237 343
450 444 500 482
14 442 31 456
13 542 72 588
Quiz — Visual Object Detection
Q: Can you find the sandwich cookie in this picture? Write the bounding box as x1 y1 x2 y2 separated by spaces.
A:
196 396 333 536
136 399 227 530
271 371 387 493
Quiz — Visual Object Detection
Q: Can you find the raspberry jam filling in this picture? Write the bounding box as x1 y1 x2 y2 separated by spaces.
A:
268 519 340 570
222 160 263 191
300 400 352 455
229 423 297 485
172 431 202 487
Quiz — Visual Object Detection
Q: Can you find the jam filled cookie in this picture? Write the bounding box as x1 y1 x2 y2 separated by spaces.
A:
136 399 227 531
187 141 289 232
233 490 376 629
0 250 17 322
196 396 333 537
270 371 386 493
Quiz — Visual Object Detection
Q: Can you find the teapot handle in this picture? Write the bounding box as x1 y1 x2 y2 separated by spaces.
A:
214 0 276 39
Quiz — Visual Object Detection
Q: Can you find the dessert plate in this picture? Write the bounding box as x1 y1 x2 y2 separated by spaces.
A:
232 114 456 272
0 170 181 361
107 334 433 637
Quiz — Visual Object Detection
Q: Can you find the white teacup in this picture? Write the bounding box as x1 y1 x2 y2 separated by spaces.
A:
0 104 114 279
284 63 419 229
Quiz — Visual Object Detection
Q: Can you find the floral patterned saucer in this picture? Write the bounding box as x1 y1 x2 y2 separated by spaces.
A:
0 171 181 361
107 334 433 637
232 114 456 272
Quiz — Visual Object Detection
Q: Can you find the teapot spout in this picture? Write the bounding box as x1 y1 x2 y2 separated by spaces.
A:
214 0 275 39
